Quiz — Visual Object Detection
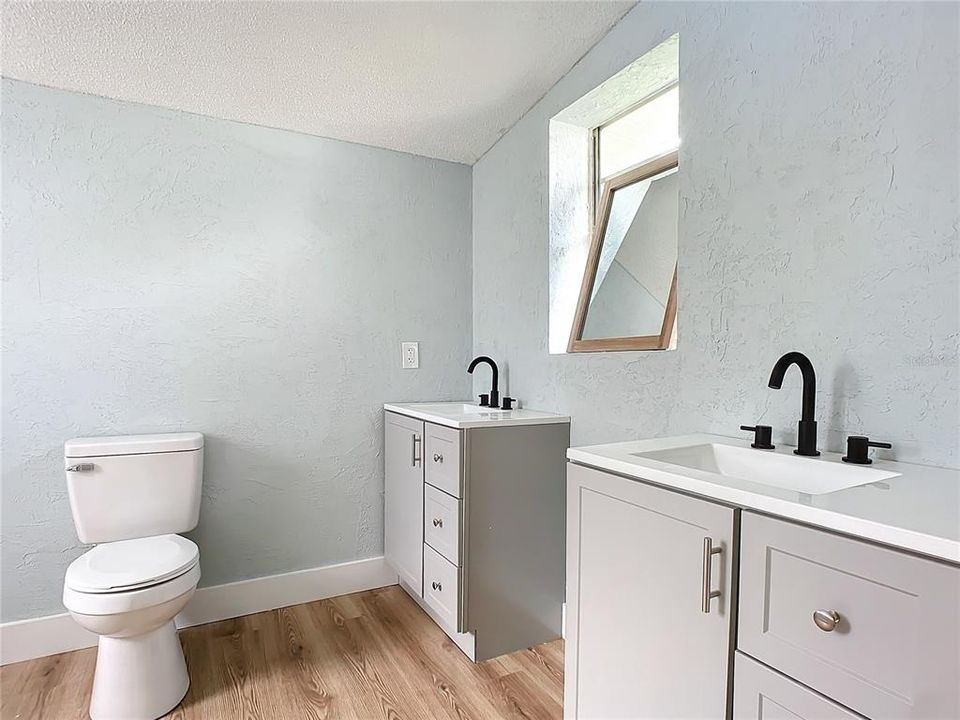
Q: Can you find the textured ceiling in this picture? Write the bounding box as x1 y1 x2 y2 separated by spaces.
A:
1 1 634 164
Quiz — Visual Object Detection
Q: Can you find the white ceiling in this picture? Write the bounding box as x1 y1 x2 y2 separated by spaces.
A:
1 1 634 164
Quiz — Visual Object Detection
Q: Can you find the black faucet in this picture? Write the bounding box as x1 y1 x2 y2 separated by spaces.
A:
467 355 500 408
767 351 820 456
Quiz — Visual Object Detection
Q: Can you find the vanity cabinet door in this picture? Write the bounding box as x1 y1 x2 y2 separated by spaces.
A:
733 653 866 720
564 463 737 720
384 412 424 596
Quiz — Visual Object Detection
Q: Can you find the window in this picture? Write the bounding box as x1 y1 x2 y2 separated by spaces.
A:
548 33 679 354
569 147 679 352
594 83 679 213
563 77 680 352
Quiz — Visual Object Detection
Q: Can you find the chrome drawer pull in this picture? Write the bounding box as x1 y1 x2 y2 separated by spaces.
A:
813 609 841 632
411 434 421 466
66 463 95 472
432 581 442 591
432 518 443 528
701 537 722 613
433 453 443 463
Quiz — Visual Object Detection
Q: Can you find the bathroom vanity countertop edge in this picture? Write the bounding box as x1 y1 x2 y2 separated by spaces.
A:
384 402 571 429
568 434 960 564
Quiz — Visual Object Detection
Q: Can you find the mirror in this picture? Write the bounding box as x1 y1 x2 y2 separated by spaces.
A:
568 150 678 352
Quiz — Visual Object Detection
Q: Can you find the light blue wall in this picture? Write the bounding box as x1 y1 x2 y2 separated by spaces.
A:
1 79 473 622
473 2 959 466
3 0 958 624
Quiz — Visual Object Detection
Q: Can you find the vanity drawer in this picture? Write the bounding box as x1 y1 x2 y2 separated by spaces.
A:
424 422 461 498
733 652 866 720
423 543 460 631
739 512 960 720
424 483 461 565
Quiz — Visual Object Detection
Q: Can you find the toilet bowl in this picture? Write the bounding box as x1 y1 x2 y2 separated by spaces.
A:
63 432 204 719
63 534 201 720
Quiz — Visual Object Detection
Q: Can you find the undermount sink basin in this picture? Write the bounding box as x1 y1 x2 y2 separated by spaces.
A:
632 443 900 495
413 403 492 415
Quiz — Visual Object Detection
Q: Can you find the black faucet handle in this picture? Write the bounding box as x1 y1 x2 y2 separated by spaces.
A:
842 436 892 464
501 397 516 410
741 424 775 450
478 393 489 407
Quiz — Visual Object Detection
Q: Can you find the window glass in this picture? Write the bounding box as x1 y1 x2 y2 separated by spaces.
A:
598 84 679 191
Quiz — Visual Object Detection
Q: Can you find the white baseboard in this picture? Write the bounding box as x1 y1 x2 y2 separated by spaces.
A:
0 611 98 666
176 555 396 628
1 555 397 666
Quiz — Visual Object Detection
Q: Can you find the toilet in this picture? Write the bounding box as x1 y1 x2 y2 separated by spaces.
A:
62 432 204 720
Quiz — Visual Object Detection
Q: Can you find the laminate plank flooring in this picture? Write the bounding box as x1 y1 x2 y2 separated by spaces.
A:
1 586 564 720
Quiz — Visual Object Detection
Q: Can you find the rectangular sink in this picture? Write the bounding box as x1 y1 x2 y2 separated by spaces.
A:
632 443 900 495
414 403 489 415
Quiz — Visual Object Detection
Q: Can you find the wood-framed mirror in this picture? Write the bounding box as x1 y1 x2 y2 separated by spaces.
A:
568 149 678 352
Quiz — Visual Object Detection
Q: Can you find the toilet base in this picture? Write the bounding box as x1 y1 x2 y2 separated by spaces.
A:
90 620 189 720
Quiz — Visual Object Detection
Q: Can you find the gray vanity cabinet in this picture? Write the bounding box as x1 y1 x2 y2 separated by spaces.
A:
566 456 960 720
384 410 569 662
564 463 737 720
384 412 425 596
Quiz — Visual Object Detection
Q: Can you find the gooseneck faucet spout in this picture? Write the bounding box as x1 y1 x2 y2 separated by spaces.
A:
468 355 500 408
767 351 820 456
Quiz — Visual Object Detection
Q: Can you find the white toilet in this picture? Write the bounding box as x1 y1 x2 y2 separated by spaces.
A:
62 432 204 720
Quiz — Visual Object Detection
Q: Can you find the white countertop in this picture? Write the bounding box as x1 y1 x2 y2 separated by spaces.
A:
568 434 960 564
384 401 570 429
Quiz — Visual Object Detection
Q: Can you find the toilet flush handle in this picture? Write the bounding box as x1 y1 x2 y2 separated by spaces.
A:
66 463 95 472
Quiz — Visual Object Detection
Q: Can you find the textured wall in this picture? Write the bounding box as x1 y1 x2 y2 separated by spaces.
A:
1 79 472 622
474 2 959 466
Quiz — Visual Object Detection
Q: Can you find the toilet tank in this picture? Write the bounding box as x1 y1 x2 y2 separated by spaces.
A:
64 432 204 543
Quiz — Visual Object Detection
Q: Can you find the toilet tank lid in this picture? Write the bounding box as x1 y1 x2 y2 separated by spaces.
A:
65 432 204 458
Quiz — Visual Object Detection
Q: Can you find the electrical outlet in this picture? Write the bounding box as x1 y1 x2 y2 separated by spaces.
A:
401 341 419 369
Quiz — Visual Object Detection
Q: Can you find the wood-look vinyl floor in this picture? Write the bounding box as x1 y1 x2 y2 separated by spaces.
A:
0 585 564 720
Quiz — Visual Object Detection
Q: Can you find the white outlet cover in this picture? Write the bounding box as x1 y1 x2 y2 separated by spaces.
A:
401 341 419 369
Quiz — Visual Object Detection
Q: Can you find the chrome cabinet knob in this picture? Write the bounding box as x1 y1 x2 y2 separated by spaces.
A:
432 581 442 591
813 609 840 632
432 518 443 528
66 463 95 472
433 453 443 463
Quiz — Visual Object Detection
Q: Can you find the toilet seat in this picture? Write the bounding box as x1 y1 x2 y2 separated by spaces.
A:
64 564 201 616
66 534 199 593
63 535 201 617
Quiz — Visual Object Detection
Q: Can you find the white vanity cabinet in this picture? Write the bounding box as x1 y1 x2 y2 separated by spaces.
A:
384 407 569 662
564 463 737 720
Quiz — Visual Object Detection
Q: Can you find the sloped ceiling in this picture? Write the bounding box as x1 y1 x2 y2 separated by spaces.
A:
2 1 634 163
